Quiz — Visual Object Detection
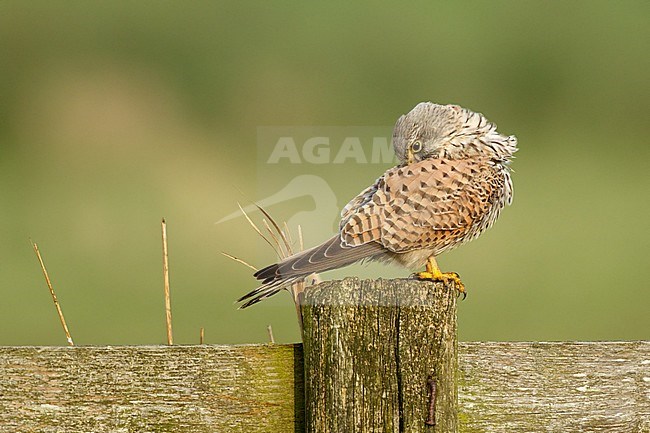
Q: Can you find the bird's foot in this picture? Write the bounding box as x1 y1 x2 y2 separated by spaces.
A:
412 270 467 300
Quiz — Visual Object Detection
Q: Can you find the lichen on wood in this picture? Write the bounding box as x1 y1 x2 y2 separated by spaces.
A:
1 342 648 432
0 344 304 432
301 277 458 433
457 341 650 433
0 282 648 432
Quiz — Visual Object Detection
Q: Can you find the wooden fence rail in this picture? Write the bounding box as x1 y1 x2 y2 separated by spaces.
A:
1 342 648 432
0 278 648 432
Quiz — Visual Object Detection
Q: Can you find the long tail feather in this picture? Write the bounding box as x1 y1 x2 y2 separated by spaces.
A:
239 236 383 308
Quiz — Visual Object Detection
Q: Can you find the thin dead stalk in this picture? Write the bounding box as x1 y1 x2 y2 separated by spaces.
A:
255 204 292 255
237 203 279 257
298 225 304 251
161 218 173 345
221 252 257 271
224 203 319 334
261 219 286 257
31 240 74 346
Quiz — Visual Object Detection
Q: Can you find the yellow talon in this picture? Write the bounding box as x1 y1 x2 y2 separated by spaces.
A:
415 257 466 299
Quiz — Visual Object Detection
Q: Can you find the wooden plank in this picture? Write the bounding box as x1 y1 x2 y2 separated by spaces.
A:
0 344 304 433
0 343 648 432
301 278 458 432
458 341 650 433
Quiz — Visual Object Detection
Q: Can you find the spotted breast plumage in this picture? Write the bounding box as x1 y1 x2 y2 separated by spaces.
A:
238 102 517 308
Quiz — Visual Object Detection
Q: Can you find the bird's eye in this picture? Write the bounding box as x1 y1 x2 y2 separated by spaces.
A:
411 141 423 153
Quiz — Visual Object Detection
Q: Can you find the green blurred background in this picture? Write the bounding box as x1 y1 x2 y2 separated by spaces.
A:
1 1 648 346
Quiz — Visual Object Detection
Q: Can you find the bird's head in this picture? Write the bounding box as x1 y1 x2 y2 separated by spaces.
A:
392 102 518 165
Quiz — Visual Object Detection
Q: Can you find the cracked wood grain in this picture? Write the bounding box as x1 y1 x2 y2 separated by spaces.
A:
457 341 650 433
301 277 458 433
0 344 304 433
1 343 648 432
0 279 648 433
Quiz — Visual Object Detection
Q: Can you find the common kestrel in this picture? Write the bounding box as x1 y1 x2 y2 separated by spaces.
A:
238 102 517 308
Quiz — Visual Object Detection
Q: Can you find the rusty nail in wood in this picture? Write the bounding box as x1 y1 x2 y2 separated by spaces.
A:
425 375 437 426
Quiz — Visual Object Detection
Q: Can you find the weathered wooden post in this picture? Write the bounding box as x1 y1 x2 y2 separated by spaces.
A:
301 277 458 432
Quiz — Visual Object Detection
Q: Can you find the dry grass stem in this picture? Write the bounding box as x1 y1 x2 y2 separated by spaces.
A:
237 203 280 257
267 325 275 344
226 202 319 333
283 221 293 246
261 218 286 257
200 327 205 345
31 240 74 346
221 252 257 271
254 204 292 255
161 218 173 345
298 225 304 251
